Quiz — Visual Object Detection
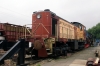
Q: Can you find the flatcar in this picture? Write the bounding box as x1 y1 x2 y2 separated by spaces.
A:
0 23 31 50
31 9 87 57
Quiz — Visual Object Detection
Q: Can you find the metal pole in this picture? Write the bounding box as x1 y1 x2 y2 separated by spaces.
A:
25 25 26 39
17 39 25 66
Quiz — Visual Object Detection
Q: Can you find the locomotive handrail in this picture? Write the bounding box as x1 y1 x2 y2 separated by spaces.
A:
22 24 32 39
23 24 32 35
24 25 32 35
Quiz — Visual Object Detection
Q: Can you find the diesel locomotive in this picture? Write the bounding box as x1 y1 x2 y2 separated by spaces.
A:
30 9 88 57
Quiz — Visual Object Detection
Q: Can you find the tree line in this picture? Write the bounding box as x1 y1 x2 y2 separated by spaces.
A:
87 22 100 39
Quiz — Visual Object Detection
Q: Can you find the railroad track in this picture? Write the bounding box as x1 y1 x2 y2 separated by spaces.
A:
24 53 73 66
0 49 75 66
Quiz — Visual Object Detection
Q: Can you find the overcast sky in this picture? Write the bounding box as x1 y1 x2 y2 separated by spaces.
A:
0 0 100 29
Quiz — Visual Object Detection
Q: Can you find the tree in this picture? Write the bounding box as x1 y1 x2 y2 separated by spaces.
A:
87 22 100 39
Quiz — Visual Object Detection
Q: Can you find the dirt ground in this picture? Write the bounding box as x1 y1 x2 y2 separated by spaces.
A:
31 46 100 66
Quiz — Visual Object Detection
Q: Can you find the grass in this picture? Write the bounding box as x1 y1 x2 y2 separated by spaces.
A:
36 64 41 66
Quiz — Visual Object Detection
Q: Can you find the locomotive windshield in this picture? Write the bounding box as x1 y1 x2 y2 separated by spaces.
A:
79 25 82 30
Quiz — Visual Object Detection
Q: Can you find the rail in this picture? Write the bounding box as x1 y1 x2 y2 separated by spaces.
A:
24 24 32 39
0 41 3 49
0 39 25 66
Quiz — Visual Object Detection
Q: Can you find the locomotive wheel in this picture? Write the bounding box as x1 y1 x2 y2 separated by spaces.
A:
34 40 42 50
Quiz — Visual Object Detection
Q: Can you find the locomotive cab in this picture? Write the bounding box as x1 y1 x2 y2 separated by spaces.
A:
71 22 86 49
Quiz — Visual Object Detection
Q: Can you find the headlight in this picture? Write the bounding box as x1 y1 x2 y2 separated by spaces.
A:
37 14 41 19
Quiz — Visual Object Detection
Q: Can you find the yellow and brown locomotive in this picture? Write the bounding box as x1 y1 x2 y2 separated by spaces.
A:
31 9 87 57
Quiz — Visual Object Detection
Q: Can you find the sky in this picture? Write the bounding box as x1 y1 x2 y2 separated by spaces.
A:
0 0 100 29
